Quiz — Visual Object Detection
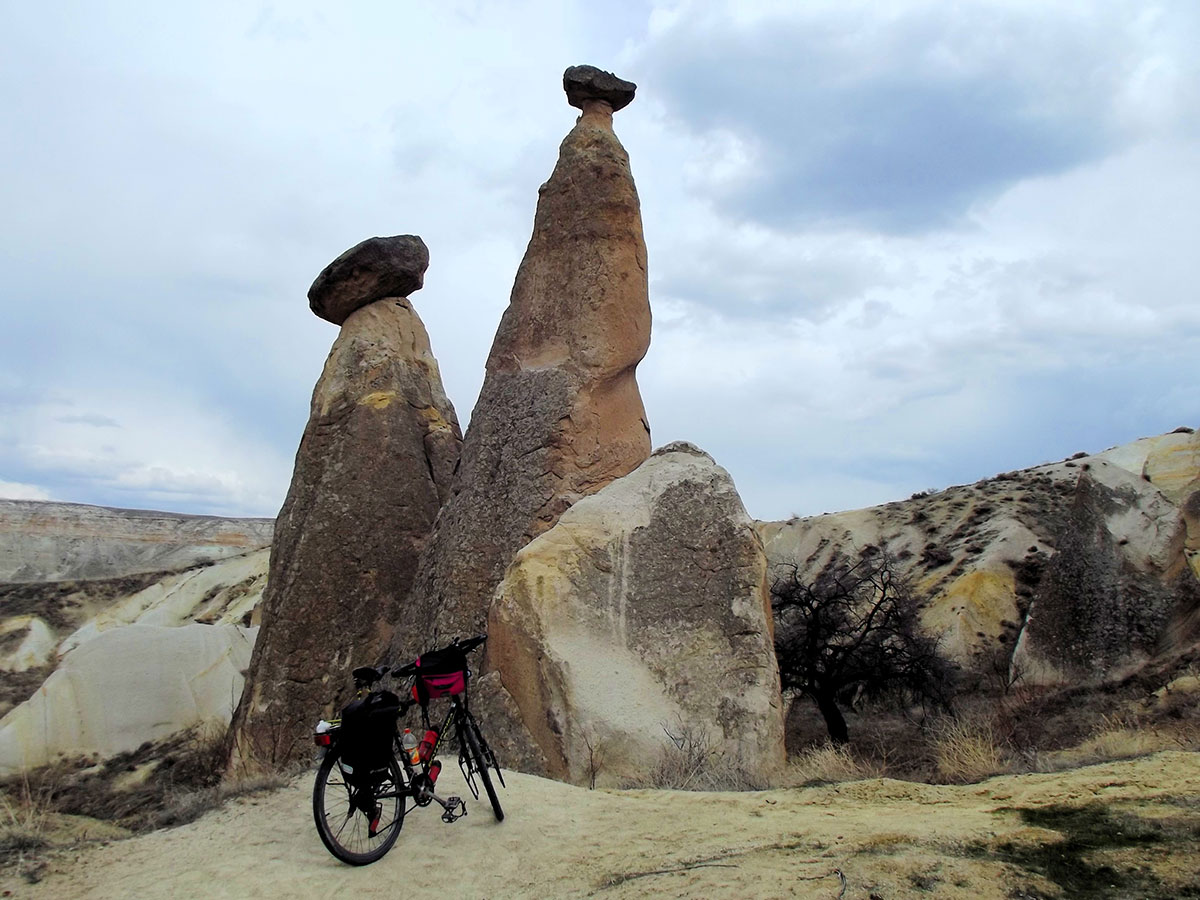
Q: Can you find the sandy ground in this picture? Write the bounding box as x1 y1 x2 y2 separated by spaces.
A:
6 751 1199 899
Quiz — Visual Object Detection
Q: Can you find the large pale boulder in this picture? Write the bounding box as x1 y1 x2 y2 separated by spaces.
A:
1184 491 1200 580
230 252 461 769
398 66 652 656
1094 428 1199 504
0 623 254 774
489 443 785 786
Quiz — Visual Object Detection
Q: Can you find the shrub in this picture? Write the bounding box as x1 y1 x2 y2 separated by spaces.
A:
621 723 768 792
932 718 1013 783
787 743 884 787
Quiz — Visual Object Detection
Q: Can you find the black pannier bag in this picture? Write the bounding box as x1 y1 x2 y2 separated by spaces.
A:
338 689 401 783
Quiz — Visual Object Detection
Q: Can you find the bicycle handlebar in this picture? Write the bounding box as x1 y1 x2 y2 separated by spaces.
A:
387 633 488 678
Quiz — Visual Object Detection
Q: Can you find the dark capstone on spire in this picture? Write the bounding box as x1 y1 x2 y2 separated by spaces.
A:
563 65 636 112
308 235 429 326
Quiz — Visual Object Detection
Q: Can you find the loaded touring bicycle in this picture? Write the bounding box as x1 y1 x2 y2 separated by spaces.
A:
311 634 505 865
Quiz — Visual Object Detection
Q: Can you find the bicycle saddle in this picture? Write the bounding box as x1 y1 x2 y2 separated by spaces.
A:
352 665 388 686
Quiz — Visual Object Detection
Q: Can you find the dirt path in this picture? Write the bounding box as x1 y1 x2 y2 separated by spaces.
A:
7 751 1200 899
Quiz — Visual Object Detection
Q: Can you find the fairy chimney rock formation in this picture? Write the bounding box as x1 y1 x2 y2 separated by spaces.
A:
396 66 651 656
308 235 429 325
229 236 461 769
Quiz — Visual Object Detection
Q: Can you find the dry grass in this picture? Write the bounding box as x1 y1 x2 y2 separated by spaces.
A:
1 724 300 839
621 723 769 792
787 742 884 786
143 772 292 831
1037 710 1200 772
932 717 1014 783
0 776 52 861
0 774 56 884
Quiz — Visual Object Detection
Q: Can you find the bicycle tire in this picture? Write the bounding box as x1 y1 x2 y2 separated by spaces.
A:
463 718 504 822
312 746 406 865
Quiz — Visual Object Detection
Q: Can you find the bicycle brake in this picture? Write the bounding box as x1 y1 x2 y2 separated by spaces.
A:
440 796 467 824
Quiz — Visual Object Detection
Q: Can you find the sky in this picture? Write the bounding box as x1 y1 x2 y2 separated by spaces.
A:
1 0 1197 521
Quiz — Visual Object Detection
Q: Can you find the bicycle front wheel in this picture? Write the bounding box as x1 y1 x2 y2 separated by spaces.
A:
463 719 504 822
313 747 406 865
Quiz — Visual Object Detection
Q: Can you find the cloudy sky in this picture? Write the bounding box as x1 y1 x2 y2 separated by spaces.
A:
2 1 1197 521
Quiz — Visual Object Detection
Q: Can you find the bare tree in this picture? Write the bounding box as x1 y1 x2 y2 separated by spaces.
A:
771 551 955 744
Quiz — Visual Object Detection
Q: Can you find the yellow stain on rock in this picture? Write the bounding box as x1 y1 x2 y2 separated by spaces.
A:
418 406 451 431
1143 433 1200 502
358 391 396 409
925 569 1017 657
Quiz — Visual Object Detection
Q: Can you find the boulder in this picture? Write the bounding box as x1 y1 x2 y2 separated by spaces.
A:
229 289 461 770
1141 429 1200 503
397 66 651 656
0 623 254 774
1184 490 1200 580
563 65 636 112
489 443 785 786
308 235 429 326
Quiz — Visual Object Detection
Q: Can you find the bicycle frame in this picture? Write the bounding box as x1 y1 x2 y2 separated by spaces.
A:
312 634 504 865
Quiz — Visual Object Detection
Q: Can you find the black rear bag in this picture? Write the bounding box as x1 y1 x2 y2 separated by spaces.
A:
339 689 401 782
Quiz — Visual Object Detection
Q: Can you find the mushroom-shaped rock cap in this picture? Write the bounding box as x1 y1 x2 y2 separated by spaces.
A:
564 65 636 112
308 235 429 325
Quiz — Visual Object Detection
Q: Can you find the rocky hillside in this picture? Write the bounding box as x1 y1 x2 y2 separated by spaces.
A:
759 427 1200 686
0 499 273 583
0 548 267 771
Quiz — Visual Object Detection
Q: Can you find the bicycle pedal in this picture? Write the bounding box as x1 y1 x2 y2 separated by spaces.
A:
440 797 467 824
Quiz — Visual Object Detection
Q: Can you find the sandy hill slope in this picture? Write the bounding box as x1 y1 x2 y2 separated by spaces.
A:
759 428 1200 679
8 752 1199 899
0 499 273 584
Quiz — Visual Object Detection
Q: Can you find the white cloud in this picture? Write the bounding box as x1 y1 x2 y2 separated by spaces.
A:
0 481 52 501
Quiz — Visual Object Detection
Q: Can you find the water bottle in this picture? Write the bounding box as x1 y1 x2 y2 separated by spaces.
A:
419 729 438 763
401 728 420 765
429 760 442 784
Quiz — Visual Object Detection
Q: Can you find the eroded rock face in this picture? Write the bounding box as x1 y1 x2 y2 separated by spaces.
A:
759 429 1200 686
489 443 785 786
396 67 651 656
229 289 461 769
308 235 429 326
1012 470 1190 683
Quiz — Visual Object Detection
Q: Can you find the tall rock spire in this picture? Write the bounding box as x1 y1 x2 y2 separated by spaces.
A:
228 236 461 769
398 66 652 656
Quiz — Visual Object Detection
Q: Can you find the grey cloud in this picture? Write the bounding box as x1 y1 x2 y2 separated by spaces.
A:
56 414 121 428
637 6 1142 232
653 233 894 322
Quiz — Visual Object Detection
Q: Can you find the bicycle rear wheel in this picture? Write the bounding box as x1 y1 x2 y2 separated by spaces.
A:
463 717 504 822
313 746 406 865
